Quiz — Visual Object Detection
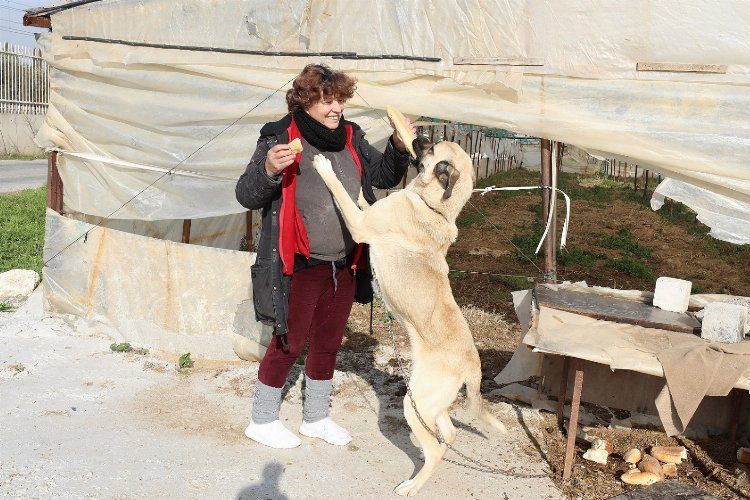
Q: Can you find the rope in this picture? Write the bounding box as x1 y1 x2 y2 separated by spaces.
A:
43 76 295 266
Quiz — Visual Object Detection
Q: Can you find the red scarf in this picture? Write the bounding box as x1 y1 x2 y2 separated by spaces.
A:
279 118 364 275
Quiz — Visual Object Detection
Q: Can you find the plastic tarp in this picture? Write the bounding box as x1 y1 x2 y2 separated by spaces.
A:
31 0 750 226
651 178 750 245
43 209 270 359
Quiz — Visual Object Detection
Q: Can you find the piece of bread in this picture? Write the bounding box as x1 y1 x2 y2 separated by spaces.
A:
583 448 609 465
638 454 665 479
738 447 750 464
662 463 678 478
651 446 687 464
620 470 662 485
623 448 642 465
385 105 417 158
288 138 303 153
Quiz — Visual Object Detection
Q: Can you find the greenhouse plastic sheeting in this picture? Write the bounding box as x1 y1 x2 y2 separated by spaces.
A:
32 0 750 225
64 211 250 250
651 178 750 245
42 210 267 359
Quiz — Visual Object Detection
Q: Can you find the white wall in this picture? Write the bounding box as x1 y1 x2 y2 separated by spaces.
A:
0 113 44 154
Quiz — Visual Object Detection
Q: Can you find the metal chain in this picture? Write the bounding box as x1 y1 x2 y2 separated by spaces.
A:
380 299 547 479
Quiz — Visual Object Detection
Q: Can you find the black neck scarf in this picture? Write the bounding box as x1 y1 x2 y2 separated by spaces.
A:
293 109 346 152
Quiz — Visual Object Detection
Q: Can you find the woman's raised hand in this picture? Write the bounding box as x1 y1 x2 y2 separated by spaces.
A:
265 144 297 177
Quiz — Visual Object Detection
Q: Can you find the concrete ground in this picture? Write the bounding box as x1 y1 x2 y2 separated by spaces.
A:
0 291 562 499
0 159 47 193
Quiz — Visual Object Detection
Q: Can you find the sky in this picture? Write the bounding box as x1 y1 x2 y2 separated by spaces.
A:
1 0 49 48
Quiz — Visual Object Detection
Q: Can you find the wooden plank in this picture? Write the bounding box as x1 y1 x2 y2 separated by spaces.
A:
562 359 584 482
453 57 544 66
534 285 701 334
636 62 727 74
181 219 191 244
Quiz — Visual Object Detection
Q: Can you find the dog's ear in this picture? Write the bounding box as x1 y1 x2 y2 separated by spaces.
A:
412 136 433 159
434 160 460 199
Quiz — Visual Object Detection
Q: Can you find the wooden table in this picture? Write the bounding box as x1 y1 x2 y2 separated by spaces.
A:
530 285 749 482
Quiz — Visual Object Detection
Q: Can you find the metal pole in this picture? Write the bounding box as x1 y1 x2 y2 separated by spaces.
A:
541 139 556 283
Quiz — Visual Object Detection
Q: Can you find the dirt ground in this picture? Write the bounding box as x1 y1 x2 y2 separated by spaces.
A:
447 170 750 319
1 291 560 499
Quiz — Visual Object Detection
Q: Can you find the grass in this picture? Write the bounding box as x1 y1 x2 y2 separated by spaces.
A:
511 220 544 261
456 208 489 228
0 186 46 275
598 228 652 259
605 257 655 281
558 246 602 267
0 153 47 161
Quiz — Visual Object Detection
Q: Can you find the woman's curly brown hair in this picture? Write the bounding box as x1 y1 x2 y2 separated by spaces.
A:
286 64 356 113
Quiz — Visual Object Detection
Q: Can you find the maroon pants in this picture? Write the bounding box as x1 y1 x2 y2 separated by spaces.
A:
258 263 355 388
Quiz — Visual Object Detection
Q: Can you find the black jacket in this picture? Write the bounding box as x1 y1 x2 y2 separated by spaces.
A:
235 114 409 335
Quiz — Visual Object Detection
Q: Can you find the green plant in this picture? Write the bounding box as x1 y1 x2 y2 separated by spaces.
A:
511 221 544 261
110 342 133 353
178 352 194 369
0 302 13 312
456 208 489 228
448 270 468 281
558 246 601 267
498 275 535 291
598 228 652 258
606 258 654 281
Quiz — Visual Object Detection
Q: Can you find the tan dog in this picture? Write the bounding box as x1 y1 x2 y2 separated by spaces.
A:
313 138 507 496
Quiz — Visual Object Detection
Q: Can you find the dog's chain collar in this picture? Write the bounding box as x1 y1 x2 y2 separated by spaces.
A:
374 277 548 479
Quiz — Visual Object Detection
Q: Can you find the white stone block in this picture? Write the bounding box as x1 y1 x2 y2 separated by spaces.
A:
653 277 692 313
0 269 40 308
701 302 747 343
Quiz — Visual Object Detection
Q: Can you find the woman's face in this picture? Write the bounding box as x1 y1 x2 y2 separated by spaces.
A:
305 94 345 130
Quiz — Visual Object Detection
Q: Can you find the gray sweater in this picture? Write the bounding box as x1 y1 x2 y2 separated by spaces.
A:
295 139 361 261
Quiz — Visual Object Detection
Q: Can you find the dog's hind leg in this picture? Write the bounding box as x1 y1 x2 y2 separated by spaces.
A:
465 368 507 433
435 411 457 445
394 394 448 497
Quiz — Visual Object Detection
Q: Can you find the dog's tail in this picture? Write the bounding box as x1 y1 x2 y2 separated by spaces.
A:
465 370 507 433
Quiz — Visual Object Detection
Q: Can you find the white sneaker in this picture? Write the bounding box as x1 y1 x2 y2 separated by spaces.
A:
299 417 352 446
244 420 301 449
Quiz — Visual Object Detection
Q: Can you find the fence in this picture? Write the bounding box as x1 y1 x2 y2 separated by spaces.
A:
416 122 524 182
0 42 49 114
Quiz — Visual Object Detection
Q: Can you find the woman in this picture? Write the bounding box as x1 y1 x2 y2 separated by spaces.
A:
235 64 413 449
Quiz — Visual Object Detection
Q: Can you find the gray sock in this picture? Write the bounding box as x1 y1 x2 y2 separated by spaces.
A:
251 381 283 424
303 375 332 423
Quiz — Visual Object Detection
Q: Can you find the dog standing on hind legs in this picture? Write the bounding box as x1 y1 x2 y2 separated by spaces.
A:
313 137 507 496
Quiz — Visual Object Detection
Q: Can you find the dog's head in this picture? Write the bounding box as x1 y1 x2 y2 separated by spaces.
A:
410 137 475 218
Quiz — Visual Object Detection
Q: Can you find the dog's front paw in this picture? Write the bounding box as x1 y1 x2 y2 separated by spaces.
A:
312 154 335 178
393 478 420 497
